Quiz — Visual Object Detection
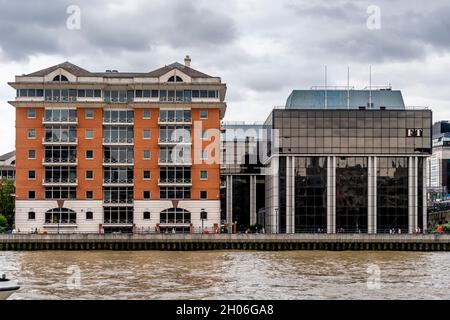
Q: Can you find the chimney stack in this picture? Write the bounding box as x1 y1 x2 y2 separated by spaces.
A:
184 55 191 67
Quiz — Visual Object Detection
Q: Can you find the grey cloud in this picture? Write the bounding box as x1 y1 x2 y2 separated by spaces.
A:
0 0 236 61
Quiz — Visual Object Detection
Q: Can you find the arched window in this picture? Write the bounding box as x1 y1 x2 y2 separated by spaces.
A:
45 208 76 224
53 75 69 82
160 208 191 224
167 75 183 83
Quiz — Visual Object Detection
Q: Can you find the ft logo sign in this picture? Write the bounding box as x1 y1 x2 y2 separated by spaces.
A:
406 129 423 137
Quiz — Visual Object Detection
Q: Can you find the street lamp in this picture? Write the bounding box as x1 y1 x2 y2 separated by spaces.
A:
200 209 207 233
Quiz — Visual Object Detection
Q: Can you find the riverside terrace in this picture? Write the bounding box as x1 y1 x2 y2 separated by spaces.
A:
1 234 450 251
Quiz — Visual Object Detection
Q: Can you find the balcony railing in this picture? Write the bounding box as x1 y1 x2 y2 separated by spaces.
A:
42 137 78 145
158 158 192 165
103 219 134 224
158 137 192 145
103 138 134 145
158 117 192 124
44 96 77 102
103 199 134 205
43 117 78 124
103 179 134 185
103 118 134 125
103 158 134 165
158 178 192 186
104 97 134 103
44 219 77 225
159 97 192 103
43 158 77 165
42 178 78 186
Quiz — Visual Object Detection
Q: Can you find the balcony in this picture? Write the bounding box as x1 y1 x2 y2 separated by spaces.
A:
44 96 77 103
103 179 134 187
42 138 78 146
43 158 78 166
158 138 192 146
103 199 134 206
42 178 78 186
43 117 78 125
102 138 134 146
158 158 192 166
159 97 192 103
158 178 192 187
104 97 133 103
103 219 134 225
103 118 134 126
158 117 192 125
103 158 134 166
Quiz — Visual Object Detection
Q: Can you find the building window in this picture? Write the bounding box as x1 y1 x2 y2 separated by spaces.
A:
86 170 93 180
143 130 151 139
143 150 151 159
85 109 94 119
200 110 208 119
86 150 94 159
86 129 94 139
143 170 151 180
143 211 151 220
168 75 183 83
201 150 208 160
200 191 208 199
28 129 36 139
53 75 68 82
143 109 151 119
45 208 76 224
86 211 93 220
143 191 151 199
27 108 36 119
28 170 36 180
202 130 209 140
86 191 93 199
200 170 208 180
28 191 36 199
28 150 36 159
28 212 36 220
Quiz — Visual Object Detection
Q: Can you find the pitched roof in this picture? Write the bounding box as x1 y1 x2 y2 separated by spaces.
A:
147 62 213 78
26 61 92 77
0 151 15 161
25 61 213 78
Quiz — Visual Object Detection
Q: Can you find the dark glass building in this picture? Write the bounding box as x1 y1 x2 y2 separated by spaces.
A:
220 122 266 232
263 88 432 234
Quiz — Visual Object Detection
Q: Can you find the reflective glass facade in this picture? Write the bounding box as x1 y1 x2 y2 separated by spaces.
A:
294 157 327 233
271 109 431 155
376 157 408 233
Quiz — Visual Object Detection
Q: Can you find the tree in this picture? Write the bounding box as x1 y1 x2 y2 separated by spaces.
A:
0 179 15 229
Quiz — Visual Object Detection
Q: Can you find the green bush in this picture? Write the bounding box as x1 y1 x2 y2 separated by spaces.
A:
0 214 7 233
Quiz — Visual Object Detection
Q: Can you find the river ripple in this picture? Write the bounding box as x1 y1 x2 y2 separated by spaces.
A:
1 251 449 300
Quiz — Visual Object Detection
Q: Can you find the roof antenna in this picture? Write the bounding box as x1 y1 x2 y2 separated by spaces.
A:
347 66 350 110
324 65 328 109
369 65 372 109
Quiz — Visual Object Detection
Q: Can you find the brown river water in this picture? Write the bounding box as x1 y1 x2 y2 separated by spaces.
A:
1 251 450 299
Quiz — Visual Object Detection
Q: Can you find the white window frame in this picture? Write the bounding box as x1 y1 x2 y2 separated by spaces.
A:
200 170 208 180
86 129 94 139
28 129 36 139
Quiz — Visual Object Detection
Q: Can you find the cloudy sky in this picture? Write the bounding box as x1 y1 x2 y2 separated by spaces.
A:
1 0 450 154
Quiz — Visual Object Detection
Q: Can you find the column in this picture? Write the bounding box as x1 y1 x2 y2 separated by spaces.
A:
226 175 233 234
291 156 296 233
368 157 373 234
286 157 291 234
327 156 336 233
408 157 418 234
373 156 377 233
272 157 279 234
249 175 257 226
414 157 419 232
367 156 378 234
423 158 428 233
